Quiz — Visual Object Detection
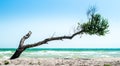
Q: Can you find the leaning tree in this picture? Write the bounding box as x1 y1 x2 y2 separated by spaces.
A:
10 7 109 59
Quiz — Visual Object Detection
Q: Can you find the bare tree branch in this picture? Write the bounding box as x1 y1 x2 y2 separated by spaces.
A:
18 31 32 48
24 30 83 48
10 30 83 59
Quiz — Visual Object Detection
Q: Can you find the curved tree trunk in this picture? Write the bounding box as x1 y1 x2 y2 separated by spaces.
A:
10 31 32 59
10 30 83 59
10 47 26 59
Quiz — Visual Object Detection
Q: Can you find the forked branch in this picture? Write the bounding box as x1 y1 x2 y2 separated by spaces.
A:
10 30 83 59
18 31 32 48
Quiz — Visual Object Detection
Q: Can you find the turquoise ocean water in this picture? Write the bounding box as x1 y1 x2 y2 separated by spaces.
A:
0 48 120 59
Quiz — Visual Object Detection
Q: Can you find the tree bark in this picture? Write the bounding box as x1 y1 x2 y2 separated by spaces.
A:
10 30 83 59
10 47 26 59
10 31 32 59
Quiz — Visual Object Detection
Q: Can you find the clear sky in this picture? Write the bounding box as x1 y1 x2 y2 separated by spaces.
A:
0 0 120 48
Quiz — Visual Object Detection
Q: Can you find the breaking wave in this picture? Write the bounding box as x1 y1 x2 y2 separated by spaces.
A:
0 48 120 59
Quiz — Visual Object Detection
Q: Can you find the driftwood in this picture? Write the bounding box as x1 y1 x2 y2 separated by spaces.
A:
10 30 83 59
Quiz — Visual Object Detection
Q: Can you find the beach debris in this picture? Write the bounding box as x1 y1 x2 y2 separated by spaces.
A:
4 60 9 65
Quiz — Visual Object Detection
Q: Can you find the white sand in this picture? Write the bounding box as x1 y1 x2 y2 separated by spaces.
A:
0 58 120 66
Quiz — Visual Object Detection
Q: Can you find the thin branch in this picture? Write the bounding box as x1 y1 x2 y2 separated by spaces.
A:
51 32 56 38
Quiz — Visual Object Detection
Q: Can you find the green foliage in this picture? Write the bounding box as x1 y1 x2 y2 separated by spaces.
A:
29 62 33 65
104 64 111 66
4 60 9 65
38 61 41 65
78 7 109 36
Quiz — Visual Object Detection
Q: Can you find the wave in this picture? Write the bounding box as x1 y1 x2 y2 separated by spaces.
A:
20 50 120 58
0 50 120 59
0 51 13 54
0 51 13 59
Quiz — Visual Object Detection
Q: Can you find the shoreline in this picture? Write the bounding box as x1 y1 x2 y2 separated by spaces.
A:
0 58 120 66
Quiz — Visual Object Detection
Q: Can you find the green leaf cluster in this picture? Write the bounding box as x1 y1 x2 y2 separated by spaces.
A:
78 7 109 36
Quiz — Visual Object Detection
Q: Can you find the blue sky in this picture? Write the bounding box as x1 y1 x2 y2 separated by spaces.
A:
0 0 120 48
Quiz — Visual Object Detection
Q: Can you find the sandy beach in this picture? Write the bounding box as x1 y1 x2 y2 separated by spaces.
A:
0 58 120 66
